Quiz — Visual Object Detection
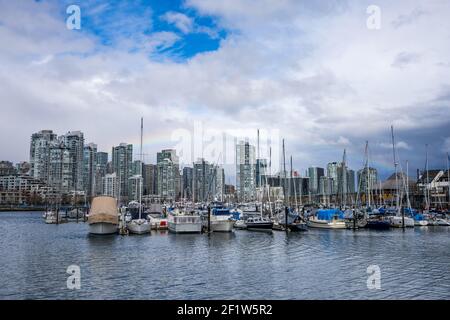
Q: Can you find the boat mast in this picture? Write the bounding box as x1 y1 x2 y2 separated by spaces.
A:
282 139 287 207
139 117 143 220
364 141 370 208
425 144 429 210
391 126 399 214
257 129 261 188
291 155 298 211
342 149 347 208
268 146 273 217
406 160 411 209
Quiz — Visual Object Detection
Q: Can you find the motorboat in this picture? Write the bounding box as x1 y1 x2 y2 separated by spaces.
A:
88 196 119 235
147 213 168 230
202 207 235 232
245 216 273 231
168 209 202 233
44 210 67 224
306 209 346 229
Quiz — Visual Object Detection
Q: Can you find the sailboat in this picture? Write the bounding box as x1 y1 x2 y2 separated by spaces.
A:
387 126 414 228
357 141 389 230
127 118 151 235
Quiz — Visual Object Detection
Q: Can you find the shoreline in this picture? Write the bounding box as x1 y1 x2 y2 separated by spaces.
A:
0 208 45 212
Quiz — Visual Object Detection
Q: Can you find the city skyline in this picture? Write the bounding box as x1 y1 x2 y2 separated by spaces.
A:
1 1 450 181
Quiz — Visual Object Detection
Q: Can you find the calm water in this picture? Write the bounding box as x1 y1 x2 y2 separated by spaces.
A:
0 212 449 300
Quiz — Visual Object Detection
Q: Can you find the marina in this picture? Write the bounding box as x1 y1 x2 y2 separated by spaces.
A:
1 211 449 300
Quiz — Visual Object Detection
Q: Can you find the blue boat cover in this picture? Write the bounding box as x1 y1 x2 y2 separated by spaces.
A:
316 209 344 220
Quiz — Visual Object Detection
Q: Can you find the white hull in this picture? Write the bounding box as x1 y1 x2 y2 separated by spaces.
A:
389 216 415 228
89 223 118 235
128 220 151 234
414 220 428 226
428 219 450 226
168 222 202 233
234 220 247 229
203 220 235 232
307 219 346 229
148 217 169 230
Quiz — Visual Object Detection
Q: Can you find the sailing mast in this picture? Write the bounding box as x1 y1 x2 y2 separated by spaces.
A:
139 117 143 220
291 156 298 211
364 141 370 208
342 149 347 208
282 139 287 207
425 144 430 210
406 160 411 210
391 126 399 214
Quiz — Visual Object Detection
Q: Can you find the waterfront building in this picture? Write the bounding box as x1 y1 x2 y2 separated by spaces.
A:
326 162 339 195
102 173 119 198
416 169 450 208
95 152 108 195
83 143 97 198
308 167 324 195
236 140 256 202
48 142 72 194
193 158 216 202
157 149 180 200
143 164 158 196
16 162 30 175
0 174 56 205
347 169 356 194
0 161 17 176
181 166 193 200
112 143 133 200
214 166 225 201
129 160 144 200
357 167 378 195
30 130 58 182
319 176 333 196
61 131 85 192
256 158 268 187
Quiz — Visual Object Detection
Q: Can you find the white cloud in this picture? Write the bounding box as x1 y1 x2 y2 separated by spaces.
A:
0 0 449 176
161 11 193 34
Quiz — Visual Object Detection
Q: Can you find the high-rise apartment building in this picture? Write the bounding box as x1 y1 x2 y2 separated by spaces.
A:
83 143 97 198
308 167 324 195
61 131 85 192
157 149 180 200
143 164 158 196
236 141 256 202
30 130 58 182
112 143 133 200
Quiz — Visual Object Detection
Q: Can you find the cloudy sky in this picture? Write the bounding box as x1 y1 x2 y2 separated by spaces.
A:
1 0 450 180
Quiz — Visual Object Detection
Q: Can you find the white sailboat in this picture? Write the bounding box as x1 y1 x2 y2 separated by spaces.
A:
127 117 151 235
388 126 414 228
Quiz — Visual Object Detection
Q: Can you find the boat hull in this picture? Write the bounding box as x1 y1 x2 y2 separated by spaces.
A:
89 223 118 235
128 220 151 234
365 221 391 230
414 220 428 226
287 223 308 231
307 219 346 229
203 220 235 232
246 222 273 231
389 217 415 228
168 222 202 234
